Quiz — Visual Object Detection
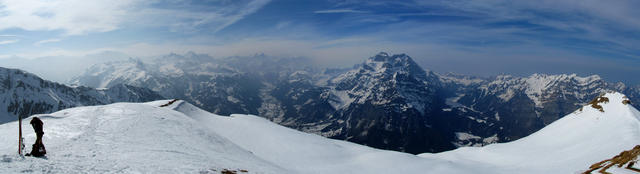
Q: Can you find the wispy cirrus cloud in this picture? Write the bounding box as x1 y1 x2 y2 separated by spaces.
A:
410 0 640 57
0 0 272 35
314 9 368 14
0 39 18 45
34 38 61 46
132 0 271 33
0 0 139 35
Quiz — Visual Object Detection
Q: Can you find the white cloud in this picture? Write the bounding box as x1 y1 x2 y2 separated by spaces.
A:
0 0 139 35
275 21 292 30
417 0 640 47
0 39 18 45
214 0 271 32
131 0 271 33
0 0 272 35
314 9 368 14
34 38 61 46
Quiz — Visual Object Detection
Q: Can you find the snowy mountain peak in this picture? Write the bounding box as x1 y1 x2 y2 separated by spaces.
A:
367 52 413 66
71 59 151 89
527 73 602 86
375 51 389 57
359 52 429 79
482 73 608 107
369 52 409 62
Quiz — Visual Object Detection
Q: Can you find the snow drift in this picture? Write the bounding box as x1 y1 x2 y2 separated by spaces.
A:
0 92 638 173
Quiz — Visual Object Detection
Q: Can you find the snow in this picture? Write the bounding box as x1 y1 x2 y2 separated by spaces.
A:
482 73 606 108
0 102 286 173
439 75 485 86
482 134 499 144
0 92 638 173
523 73 603 107
226 96 240 103
467 116 487 124
329 90 355 110
455 132 481 141
421 92 640 174
453 132 482 147
445 94 465 108
497 89 515 101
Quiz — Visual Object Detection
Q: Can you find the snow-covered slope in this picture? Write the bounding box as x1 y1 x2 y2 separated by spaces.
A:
421 92 640 173
445 73 627 145
0 102 286 173
1 92 636 173
168 100 467 174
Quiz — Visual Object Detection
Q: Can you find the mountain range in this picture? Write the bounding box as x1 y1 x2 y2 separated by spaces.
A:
0 67 163 123
70 52 640 154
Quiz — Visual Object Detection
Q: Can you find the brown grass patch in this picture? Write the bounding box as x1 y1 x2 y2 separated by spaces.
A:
588 94 609 112
583 145 640 174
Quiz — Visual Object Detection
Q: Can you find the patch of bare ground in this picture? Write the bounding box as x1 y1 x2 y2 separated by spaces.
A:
583 145 640 174
623 96 632 105
221 169 248 174
160 99 179 107
200 168 248 174
585 94 609 112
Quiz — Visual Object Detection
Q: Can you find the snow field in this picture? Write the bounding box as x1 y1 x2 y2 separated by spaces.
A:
0 92 638 173
0 102 286 173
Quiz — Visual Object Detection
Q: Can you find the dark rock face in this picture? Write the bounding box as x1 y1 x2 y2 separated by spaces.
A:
0 67 164 123
71 52 640 154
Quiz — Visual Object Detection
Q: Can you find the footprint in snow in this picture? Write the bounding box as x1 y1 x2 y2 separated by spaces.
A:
1 155 12 163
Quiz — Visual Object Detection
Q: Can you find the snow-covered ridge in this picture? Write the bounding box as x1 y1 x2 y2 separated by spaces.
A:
481 73 606 105
1 92 638 173
439 73 486 86
0 101 286 173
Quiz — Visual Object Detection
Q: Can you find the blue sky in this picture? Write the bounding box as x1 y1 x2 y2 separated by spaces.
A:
0 0 639 84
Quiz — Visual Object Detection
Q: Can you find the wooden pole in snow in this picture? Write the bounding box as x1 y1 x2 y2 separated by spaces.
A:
18 115 22 155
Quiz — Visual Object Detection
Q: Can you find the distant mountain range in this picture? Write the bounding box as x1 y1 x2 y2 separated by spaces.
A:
0 67 164 123
70 52 640 154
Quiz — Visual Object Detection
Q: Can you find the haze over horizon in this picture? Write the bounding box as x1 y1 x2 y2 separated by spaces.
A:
0 0 639 84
